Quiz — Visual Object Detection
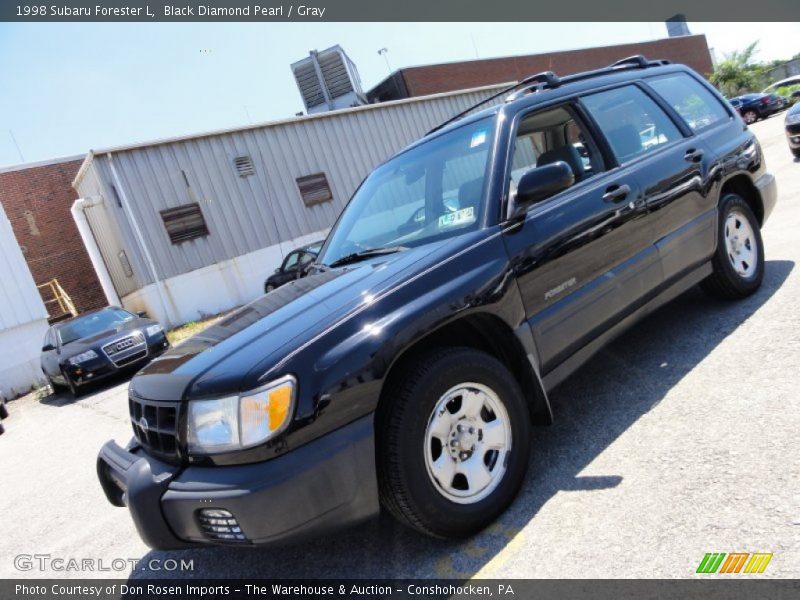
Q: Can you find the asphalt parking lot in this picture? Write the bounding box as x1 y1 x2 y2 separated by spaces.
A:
2 114 798 580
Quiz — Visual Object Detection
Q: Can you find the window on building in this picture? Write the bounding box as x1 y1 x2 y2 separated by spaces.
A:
296 173 333 206
582 85 682 164
647 73 731 132
160 203 209 244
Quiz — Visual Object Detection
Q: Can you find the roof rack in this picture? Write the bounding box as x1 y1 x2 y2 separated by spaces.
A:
425 55 670 135
425 71 561 135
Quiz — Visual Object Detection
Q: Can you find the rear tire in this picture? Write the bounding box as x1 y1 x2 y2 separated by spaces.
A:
701 193 764 299
742 110 758 124
377 347 531 538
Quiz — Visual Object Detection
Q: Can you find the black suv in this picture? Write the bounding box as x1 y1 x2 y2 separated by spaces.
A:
98 57 777 549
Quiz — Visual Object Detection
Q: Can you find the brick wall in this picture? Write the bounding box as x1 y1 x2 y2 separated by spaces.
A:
0 158 108 316
378 35 714 100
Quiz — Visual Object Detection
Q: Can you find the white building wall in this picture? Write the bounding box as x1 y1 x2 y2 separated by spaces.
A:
120 228 328 327
0 202 49 399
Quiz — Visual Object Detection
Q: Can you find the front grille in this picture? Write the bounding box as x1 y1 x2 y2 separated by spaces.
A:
129 395 179 461
786 123 800 135
103 332 147 367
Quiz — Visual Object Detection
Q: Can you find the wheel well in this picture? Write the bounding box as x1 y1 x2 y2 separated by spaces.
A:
721 175 764 226
378 314 551 425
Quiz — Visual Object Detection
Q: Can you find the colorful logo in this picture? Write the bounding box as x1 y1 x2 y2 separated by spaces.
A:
696 552 773 574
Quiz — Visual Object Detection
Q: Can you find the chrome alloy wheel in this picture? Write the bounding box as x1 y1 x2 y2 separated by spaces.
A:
724 209 758 279
424 382 512 504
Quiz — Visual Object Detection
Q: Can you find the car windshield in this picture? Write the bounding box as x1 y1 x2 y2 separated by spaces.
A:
57 308 135 345
319 116 496 266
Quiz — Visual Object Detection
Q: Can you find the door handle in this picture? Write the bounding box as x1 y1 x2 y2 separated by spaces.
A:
602 184 631 203
685 148 704 163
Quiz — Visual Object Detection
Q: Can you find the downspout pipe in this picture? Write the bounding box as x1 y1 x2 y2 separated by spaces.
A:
106 153 177 327
70 196 121 307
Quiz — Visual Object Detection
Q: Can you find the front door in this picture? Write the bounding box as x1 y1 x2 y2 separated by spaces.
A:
502 103 658 376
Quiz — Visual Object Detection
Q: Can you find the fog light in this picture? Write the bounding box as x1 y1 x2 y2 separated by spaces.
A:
197 509 246 541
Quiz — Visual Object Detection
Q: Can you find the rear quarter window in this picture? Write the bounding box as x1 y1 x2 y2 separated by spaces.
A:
647 73 731 132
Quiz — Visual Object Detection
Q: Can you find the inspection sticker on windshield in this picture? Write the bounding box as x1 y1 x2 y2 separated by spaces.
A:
439 206 475 228
470 129 488 148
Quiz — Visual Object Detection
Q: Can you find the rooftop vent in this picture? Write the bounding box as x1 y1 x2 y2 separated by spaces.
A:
291 45 366 114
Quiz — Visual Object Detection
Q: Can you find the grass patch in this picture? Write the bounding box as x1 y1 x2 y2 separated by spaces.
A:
166 312 232 346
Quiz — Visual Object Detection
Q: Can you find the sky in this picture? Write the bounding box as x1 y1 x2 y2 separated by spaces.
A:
1 21 799 167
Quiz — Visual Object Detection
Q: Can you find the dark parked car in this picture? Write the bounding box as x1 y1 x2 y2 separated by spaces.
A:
41 306 170 397
98 57 777 549
264 241 324 293
730 93 782 124
785 102 800 158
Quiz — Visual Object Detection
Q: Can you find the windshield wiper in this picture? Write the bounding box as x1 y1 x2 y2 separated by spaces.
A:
327 246 407 268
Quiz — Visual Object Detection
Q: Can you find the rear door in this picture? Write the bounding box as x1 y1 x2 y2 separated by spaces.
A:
581 82 716 285
502 102 655 376
646 72 746 277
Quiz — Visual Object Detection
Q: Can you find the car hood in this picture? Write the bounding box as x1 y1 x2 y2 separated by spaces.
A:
59 319 155 358
131 239 455 401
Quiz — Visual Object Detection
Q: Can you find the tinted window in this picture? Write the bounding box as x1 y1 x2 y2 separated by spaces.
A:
582 85 682 164
648 73 730 132
282 251 301 270
509 105 604 202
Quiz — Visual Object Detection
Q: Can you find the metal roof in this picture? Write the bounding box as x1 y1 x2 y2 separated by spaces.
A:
72 82 513 189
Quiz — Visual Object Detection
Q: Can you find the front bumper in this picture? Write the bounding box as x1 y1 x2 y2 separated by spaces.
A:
755 172 778 225
66 338 170 386
97 414 379 549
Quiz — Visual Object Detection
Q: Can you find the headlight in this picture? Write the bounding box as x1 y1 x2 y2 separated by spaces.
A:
146 324 163 337
68 350 98 365
187 375 296 454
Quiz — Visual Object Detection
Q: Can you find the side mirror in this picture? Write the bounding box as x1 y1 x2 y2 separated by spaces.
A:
509 161 575 219
42 343 55 352
136 311 148 318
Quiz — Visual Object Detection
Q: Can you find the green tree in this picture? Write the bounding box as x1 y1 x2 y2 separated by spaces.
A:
710 42 764 97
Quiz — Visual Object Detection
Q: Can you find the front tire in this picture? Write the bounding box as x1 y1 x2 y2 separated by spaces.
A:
377 347 531 538
702 193 764 299
792 148 800 159
742 110 758 124
61 369 81 398
47 375 67 395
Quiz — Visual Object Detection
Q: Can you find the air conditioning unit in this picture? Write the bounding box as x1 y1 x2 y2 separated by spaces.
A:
291 45 367 114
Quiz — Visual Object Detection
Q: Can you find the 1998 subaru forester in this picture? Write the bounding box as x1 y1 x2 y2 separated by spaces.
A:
98 57 777 548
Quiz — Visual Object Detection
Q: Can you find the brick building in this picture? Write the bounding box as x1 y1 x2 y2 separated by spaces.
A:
368 35 714 102
0 157 107 316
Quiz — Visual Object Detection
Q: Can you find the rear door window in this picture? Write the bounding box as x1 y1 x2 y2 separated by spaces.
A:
581 85 682 164
647 73 731 132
